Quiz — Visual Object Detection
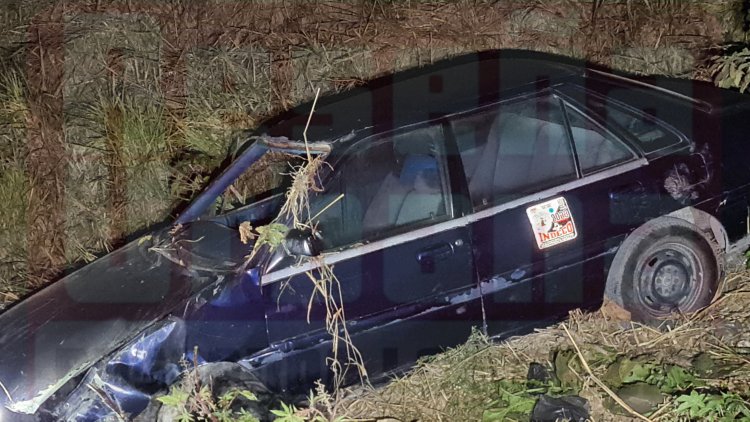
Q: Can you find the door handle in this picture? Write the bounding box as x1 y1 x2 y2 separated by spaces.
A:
416 242 456 273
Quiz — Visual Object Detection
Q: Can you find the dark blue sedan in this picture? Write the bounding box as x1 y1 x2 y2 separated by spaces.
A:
1 50 748 420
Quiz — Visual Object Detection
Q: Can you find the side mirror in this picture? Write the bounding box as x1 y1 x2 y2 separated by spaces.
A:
285 228 322 257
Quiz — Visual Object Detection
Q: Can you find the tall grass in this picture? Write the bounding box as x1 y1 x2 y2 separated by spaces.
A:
0 0 740 300
0 67 28 302
0 167 29 302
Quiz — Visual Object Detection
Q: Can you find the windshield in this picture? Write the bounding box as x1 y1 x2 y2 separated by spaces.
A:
216 152 304 214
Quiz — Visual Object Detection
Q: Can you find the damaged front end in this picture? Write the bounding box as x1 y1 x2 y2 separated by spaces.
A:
0 137 332 421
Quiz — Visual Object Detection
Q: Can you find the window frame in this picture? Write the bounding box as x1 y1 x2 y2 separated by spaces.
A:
309 121 457 252
559 99 639 176
446 90 581 211
558 84 689 158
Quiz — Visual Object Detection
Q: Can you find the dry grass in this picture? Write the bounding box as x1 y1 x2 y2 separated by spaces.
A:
0 66 29 300
334 271 750 421
0 0 739 284
0 0 738 302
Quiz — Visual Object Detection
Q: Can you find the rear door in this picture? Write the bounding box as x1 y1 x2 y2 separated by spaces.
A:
259 123 479 390
449 91 650 336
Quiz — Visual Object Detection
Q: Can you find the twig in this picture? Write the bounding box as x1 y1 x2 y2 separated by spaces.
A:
640 289 745 348
310 193 345 221
0 376 14 405
561 323 653 422
302 87 322 162
296 86 323 224
648 399 674 420
86 381 126 422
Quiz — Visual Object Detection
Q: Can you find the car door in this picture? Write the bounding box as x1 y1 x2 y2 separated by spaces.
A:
258 123 479 391
449 91 652 336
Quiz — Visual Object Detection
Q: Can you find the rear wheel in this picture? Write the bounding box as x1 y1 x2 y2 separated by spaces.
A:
606 218 722 324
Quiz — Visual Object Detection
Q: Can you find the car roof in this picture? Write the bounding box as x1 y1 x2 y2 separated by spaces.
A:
586 69 750 114
260 49 583 143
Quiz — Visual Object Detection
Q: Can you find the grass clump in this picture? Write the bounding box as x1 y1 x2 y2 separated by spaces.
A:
0 67 28 302
154 348 263 422
331 274 750 421
711 47 750 92
0 167 29 302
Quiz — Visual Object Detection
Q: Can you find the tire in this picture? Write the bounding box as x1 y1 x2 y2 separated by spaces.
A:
605 217 723 324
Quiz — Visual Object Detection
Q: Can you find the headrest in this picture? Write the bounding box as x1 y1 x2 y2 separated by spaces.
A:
400 155 438 185
393 126 439 156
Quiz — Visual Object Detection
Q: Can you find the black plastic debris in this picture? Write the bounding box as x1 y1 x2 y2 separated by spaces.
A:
527 362 554 386
531 395 590 422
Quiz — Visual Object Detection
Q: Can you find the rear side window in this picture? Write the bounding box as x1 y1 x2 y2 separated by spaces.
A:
452 95 577 209
562 84 684 155
564 105 635 174
601 100 682 154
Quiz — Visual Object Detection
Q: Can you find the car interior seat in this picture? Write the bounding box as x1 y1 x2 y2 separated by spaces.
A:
468 113 539 205
569 125 630 172
534 122 576 184
362 155 443 234
361 171 411 233
395 155 445 226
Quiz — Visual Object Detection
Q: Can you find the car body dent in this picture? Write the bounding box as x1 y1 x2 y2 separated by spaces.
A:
0 235 188 415
0 135 335 418
0 144 287 416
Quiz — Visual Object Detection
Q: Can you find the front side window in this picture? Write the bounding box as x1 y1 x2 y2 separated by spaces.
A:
310 125 450 250
565 104 635 174
452 94 577 209
216 152 303 214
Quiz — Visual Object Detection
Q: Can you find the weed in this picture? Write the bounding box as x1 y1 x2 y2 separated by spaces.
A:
711 47 750 92
304 261 368 390
247 223 289 261
270 382 351 422
482 380 554 421
269 402 304 422
0 66 29 300
155 348 261 422
0 166 28 301
674 391 750 421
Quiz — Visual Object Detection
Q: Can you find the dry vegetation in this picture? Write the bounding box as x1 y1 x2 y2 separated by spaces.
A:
1 0 750 420
329 271 750 421
0 0 742 302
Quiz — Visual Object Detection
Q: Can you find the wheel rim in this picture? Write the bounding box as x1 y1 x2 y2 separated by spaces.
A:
635 242 704 317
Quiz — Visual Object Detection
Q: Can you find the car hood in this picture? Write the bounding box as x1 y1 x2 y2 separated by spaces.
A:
0 231 221 415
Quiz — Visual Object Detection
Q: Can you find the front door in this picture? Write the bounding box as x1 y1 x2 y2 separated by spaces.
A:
260 123 478 391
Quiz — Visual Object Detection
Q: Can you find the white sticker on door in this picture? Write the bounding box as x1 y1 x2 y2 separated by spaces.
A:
525 197 577 249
